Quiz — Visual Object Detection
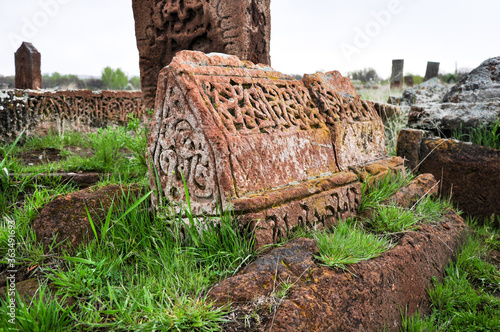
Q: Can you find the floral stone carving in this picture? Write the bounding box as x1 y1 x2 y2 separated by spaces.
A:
148 51 401 247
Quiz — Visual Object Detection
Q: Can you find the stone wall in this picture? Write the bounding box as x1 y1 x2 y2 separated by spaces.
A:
0 89 144 142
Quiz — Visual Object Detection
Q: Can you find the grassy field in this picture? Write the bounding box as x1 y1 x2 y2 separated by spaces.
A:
0 113 498 331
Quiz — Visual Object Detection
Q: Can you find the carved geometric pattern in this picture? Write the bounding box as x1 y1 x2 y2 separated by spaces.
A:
198 78 325 136
149 84 218 215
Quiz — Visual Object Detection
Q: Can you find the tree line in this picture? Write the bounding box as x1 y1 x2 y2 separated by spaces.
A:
0 67 141 91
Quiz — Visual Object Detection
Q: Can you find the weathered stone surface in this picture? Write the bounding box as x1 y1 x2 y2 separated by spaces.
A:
371 101 401 122
408 101 500 135
132 0 271 109
390 59 404 89
397 131 500 217
303 71 387 168
443 57 500 103
401 78 449 106
424 61 440 82
349 156 405 183
238 175 361 248
382 173 438 208
15 42 41 90
148 51 337 216
0 89 144 142
148 51 396 247
32 185 142 250
408 58 500 134
396 128 426 171
211 212 468 331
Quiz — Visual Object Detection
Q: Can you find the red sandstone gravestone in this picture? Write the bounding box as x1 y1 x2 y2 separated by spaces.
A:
147 51 403 247
15 42 42 90
132 0 271 110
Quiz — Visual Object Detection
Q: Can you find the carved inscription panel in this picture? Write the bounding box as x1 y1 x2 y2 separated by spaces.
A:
148 83 219 215
195 74 337 195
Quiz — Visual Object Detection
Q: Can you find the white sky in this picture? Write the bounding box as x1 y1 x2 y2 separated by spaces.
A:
0 0 498 79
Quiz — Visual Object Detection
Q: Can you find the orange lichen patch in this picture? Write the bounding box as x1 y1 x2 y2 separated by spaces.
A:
350 156 405 184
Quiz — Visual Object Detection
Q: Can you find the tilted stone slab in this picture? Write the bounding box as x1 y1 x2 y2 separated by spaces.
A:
148 51 401 246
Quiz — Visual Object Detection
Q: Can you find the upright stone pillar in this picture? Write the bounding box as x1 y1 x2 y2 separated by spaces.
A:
15 42 42 90
390 59 404 89
424 61 440 81
132 0 271 110
404 75 414 87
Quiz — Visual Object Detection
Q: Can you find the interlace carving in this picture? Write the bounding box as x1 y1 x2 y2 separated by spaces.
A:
199 79 325 135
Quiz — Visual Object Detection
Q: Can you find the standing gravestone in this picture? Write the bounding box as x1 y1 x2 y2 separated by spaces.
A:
132 0 271 109
15 42 42 90
404 75 414 87
390 59 404 89
424 61 440 81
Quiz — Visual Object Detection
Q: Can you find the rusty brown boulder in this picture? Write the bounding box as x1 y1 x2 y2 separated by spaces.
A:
397 128 500 218
132 0 271 109
210 211 467 331
32 185 142 251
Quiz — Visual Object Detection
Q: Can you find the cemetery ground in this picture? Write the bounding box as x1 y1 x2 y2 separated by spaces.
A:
0 110 499 331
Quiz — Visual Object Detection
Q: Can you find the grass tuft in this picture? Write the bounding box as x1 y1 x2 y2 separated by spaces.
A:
314 219 393 270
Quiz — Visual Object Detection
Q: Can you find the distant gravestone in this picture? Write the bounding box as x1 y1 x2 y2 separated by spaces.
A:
15 42 42 90
424 61 440 81
404 75 414 87
390 59 404 89
132 0 271 110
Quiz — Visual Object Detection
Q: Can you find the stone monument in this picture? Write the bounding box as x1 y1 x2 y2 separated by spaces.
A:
390 59 404 89
147 51 403 247
132 0 271 109
15 42 42 90
424 61 440 81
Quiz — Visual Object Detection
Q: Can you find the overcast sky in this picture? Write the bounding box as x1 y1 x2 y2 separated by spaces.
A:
0 0 499 80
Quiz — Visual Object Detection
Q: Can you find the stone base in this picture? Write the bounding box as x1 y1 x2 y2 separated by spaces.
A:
234 157 405 248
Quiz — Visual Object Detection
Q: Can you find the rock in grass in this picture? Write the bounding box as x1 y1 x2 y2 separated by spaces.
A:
210 212 468 331
32 185 142 252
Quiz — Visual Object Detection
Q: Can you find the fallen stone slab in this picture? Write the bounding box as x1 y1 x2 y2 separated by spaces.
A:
210 211 468 331
147 50 401 248
397 128 500 217
32 185 143 251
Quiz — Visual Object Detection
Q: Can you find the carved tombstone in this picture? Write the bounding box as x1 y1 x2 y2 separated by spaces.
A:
148 51 402 248
404 75 414 87
424 61 440 81
15 42 42 90
132 0 271 109
390 59 404 89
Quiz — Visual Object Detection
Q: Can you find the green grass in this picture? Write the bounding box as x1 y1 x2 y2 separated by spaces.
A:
359 171 414 212
3 116 149 177
0 185 254 330
401 218 500 331
452 119 500 150
314 219 393 270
